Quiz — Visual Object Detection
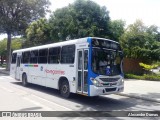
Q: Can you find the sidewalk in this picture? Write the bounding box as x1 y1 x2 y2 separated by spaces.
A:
0 67 9 75
0 68 160 103
117 79 160 103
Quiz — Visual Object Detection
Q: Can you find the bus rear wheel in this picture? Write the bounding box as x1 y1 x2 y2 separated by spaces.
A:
22 74 28 87
60 80 70 98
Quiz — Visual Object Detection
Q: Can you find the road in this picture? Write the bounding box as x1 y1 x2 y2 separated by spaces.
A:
0 73 160 120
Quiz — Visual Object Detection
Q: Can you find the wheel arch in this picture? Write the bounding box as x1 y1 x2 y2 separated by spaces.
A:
22 72 27 79
58 76 69 90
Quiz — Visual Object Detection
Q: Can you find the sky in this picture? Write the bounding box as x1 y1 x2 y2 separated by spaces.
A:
0 0 160 40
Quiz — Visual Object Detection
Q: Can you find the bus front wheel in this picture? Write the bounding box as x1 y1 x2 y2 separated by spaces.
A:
22 74 28 87
60 80 70 98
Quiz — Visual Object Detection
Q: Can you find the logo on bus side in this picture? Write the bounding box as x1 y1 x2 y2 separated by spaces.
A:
45 69 65 75
40 66 43 71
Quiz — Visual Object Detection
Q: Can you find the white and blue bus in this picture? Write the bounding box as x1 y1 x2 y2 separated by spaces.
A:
10 37 124 98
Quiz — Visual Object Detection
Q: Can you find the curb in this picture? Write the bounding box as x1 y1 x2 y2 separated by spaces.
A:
116 93 160 103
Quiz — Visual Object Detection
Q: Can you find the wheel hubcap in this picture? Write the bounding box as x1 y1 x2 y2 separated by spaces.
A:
62 85 68 93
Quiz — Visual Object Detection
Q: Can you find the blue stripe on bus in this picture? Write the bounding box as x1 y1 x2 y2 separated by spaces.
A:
87 37 92 96
24 64 29 67
87 37 99 96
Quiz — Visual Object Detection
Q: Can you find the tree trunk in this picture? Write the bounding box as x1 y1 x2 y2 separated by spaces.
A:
0 55 3 65
6 32 12 71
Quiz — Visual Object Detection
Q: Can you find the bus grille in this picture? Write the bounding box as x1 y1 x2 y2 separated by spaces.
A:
105 88 116 92
100 78 119 82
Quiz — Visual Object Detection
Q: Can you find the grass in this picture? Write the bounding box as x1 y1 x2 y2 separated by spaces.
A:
0 64 6 68
124 73 160 81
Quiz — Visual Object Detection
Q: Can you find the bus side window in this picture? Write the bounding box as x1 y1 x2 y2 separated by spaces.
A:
30 50 38 64
61 45 75 64
22 51 30 64
48 47 60 64
38 49 48 64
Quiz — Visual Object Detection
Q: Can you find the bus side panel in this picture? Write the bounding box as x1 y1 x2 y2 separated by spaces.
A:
45 64 60 89
29 64 47 86
10 64 16 79
63 64 76 93
45 64 76 93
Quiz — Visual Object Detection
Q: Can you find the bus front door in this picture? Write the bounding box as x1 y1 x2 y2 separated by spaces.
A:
77 49 88 95
15 56 21 80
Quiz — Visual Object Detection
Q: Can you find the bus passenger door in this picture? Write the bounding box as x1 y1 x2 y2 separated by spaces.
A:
15 56 21 80
77 49 88 95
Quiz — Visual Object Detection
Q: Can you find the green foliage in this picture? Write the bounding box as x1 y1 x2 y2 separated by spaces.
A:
0 1 50 38
139 62 158 71
49 0 110 41
25 18 51 47
125 74 160 81
24 0 127 47
0 39 7 56
125 74 144 79
11 38 23 50
0 64 6 68
0 0 50 70
120 20 160 61
109 20 125 42
153 61 160 66
0 37 23 65
0 0 50 35
0 38 23 56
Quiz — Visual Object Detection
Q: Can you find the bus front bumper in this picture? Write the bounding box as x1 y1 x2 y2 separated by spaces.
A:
89 85 124 96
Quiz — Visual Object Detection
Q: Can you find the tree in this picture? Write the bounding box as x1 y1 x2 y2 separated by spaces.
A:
109 19 125 41
25 18 51 47
0 38 22 65
0 0 50 70
0 39 7 65
49 0 110 41
120 20 160 61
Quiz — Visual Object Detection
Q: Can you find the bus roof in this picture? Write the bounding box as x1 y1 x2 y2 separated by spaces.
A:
13 37 118 53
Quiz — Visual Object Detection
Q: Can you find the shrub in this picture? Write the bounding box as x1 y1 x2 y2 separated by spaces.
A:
139 62 158 71
124 73 160 81
143 74 160 81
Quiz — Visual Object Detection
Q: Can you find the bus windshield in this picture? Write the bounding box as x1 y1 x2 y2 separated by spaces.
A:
92 48 122 76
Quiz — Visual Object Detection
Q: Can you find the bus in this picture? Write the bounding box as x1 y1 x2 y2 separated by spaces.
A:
10 37 124 98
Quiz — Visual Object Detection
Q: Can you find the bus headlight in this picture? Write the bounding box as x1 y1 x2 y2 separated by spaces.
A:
118 79 124 86
90 78 103 87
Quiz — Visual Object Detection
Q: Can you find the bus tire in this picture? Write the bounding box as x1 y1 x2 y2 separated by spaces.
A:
60 80 70 98
22 73 28 87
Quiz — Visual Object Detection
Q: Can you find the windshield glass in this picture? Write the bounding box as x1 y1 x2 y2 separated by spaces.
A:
92 48 122 76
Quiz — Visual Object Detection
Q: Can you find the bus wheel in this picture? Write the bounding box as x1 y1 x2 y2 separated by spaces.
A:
22 74 28 87
60 80 70 98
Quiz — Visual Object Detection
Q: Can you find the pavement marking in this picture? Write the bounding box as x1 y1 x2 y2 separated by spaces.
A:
31 94 72 111
0 83 29 96
23 97 54 111
0 82 72 111
0 76 15 80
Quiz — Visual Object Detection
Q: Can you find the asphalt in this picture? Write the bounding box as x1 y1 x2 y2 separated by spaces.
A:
0 67 160 103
